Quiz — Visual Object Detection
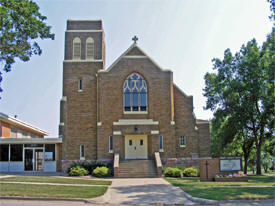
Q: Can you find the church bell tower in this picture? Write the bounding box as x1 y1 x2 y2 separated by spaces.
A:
59 20 105 161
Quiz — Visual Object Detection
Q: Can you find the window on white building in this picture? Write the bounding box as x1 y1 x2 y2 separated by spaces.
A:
11 127 17 138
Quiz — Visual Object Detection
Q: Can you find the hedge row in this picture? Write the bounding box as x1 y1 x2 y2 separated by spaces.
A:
164 167 199 178
67 161 112 177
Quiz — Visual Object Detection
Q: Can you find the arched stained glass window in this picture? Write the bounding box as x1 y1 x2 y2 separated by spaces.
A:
73 37 81 59
123 73 147 112
86 37 94 60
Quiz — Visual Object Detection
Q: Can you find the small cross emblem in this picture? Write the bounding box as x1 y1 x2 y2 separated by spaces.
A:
132 35 138 43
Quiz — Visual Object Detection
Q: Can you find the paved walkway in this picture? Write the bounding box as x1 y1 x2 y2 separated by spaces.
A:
91 178 197 205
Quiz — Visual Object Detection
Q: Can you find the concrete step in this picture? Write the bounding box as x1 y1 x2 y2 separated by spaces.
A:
117 159 158 178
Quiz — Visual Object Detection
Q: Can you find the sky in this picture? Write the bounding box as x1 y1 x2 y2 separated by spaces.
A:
0 0 273 137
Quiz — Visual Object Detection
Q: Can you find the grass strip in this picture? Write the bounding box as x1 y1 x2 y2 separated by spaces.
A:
0 183 107 198
0 176 111 186
165 175 275 200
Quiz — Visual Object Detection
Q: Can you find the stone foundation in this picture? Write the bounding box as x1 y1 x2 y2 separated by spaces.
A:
161 157 210 170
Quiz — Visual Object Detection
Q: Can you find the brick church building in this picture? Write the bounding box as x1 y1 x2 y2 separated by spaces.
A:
59 20 210 175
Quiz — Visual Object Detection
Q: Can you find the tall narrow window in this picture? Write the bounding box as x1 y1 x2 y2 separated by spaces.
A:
80 145 85 160
123 73 147 112
73 37 81 59
159 135 163 151
86 37 94 60
78 79 82 91
109 136 113 153
180 136 185 147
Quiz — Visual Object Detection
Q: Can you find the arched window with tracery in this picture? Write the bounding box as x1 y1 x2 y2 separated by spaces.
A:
123 73 147 112
73 37 81 59
86 37 94 60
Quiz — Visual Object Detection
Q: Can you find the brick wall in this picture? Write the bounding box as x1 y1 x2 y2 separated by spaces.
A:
97 54 175 160
0 121 11 138
199 158 231 181
197 120 211 157
174 86 199 157
61 61 103 160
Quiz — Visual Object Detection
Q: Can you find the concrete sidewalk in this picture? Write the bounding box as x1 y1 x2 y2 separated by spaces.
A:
1 181 107 187
91 178 197 205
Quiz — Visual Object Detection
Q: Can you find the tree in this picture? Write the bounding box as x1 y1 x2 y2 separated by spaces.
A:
210 117 254 174
0 0 54 96
261 152 272 173
204 29 275 175
267 0 275 24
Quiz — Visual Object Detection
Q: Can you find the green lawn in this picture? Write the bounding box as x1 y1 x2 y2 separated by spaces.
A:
165 174 275 200
0 183 107 198
0 176 111 185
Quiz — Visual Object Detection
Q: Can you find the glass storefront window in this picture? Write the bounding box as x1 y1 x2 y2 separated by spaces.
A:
10 144 23 161
45 144 55 161
0 145 9 161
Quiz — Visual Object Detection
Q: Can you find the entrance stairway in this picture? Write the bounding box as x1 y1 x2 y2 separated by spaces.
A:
117 160 158 178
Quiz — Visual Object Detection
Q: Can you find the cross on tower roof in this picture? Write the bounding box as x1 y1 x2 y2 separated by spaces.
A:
132 35 138 44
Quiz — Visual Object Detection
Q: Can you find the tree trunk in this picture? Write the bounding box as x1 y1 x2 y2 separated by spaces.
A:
256 144 262 175
244 156 248 174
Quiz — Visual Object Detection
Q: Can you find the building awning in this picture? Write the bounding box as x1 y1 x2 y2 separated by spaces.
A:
0 138 62 144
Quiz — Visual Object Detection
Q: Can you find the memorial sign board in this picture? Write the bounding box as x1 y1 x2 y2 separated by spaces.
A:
220 157 241 172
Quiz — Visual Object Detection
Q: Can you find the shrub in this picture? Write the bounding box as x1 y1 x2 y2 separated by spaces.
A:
183 167 199 177
176 165 185 172
164 167 183 178
92 166 109 177
67 161 114 176
164 167 174 177
173 168 183 178
69 166 88 176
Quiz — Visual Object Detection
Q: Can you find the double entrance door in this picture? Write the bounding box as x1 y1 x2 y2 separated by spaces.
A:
24 148 44 171
125 135 148 159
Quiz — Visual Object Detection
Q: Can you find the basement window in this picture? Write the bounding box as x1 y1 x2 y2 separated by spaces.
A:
159 135 163 152
80 145 85 160
78 79 83 91
180 136 186 147
109 136 113 153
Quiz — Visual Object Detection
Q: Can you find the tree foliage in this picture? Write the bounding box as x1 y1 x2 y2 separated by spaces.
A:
204 29 275 175
267 0 275 24
0 0 54 94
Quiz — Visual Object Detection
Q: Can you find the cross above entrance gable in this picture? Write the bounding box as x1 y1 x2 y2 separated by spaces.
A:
132 35 138 43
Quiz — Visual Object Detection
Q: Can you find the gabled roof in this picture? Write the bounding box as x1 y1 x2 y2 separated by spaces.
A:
0 112 49 136
101 43 171 73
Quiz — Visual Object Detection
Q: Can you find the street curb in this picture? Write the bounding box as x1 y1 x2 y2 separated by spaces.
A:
0 196 89 203
181 190 218 205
